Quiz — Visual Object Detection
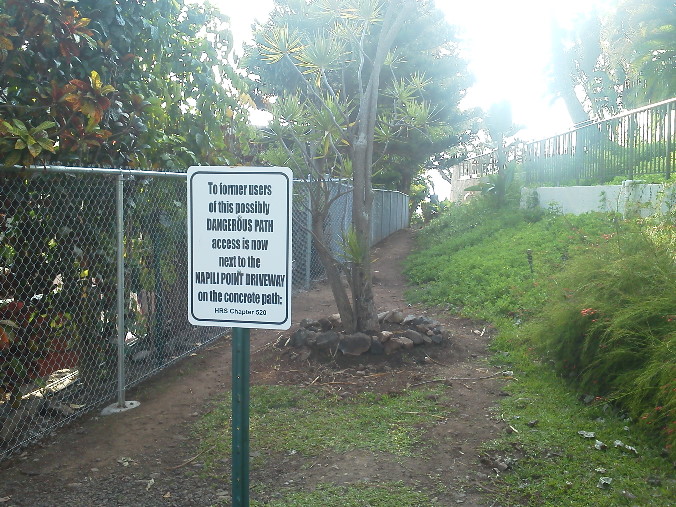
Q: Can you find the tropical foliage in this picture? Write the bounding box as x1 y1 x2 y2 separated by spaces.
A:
0 0 255 169
245 0 478 194
0 0 255 404
243 0 476 332
549 0 675 122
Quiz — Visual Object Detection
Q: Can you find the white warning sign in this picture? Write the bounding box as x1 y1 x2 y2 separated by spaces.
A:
187 166 293 329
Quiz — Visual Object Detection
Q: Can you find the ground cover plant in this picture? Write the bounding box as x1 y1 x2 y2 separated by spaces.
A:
194 383 449 504
405 200 675 505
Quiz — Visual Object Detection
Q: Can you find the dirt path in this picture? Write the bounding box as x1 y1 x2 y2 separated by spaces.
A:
0 229 506 506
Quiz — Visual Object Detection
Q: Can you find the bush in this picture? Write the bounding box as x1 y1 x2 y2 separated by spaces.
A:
534 220 676 452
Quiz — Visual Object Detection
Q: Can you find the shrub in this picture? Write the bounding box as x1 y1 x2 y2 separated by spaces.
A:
534 220 676 452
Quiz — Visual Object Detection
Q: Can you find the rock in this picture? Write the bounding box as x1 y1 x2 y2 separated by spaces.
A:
299 318 322 331
622 490 637 500
430 334 443 344
597 477 612 489
317 317 333 331
426 330 434 336
379 331 393 342
378 310 393 322
328 313 341 326
392 336 414 349
290 328 317 347
384 339 402 355
422 335 433 345
412 316 435 327
387 311 405 324
45 401 74 417
402 314 417 325
338 333 372 356
416 324 430 334
315 331 340 350
369 339 384 355
296 346 312 361
404 330 425 345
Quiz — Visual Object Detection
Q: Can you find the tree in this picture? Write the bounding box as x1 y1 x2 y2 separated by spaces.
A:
548 0 675 123
0 0 255 169
605 0 675 108
549 10 620 124
245 0 477 195
0 0 254 400
464 101 521 207
247 0 453 333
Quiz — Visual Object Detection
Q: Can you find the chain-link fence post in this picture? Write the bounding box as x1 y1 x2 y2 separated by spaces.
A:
116 174 126 408
305 190 312 290
102 173 139 416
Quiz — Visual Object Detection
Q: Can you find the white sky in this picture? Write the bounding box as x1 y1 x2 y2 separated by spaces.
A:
201 0 611 197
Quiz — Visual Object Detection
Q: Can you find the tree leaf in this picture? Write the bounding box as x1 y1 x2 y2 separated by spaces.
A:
4 150 21 167
11 119 28 133
0 36 13 51
89 70 102 91
27 141 42 158
34 121 57 132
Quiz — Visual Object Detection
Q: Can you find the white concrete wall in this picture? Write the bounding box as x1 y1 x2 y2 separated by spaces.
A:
521 181 675 217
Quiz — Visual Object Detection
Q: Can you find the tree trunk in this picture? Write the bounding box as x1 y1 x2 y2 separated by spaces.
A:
348 0 413 333
309 191 355 332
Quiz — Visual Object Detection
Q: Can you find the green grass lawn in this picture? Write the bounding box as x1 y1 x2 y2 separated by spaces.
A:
405 201 675 506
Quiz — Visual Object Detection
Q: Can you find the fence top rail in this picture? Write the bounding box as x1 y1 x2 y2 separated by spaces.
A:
8 166 411 197
9 165 187 178
454 96 676 166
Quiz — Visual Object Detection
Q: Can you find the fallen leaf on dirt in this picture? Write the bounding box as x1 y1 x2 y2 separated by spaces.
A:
0 496 11 503
117 457 135 467
163 492 171 498
146 478 154 491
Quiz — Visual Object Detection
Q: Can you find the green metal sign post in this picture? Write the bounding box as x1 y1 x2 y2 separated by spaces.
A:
231 327 251 507
187 167 293 506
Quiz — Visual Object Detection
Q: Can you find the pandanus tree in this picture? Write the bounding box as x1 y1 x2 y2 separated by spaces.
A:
245 0 476 333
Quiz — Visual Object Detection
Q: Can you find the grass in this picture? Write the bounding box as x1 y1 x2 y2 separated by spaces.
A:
196 384 447 470
191 199 674 505
487 331 673 506
405 200 675 505
195 385 450 504
251 482 436 506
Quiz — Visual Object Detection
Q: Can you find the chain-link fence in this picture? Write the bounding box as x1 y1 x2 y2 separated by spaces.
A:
0 167 409 459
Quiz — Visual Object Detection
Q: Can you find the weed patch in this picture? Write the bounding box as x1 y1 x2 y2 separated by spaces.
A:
251 482 435 506
196 384 447 473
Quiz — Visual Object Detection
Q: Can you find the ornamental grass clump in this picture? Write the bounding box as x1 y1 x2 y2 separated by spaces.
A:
535 219 676 454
